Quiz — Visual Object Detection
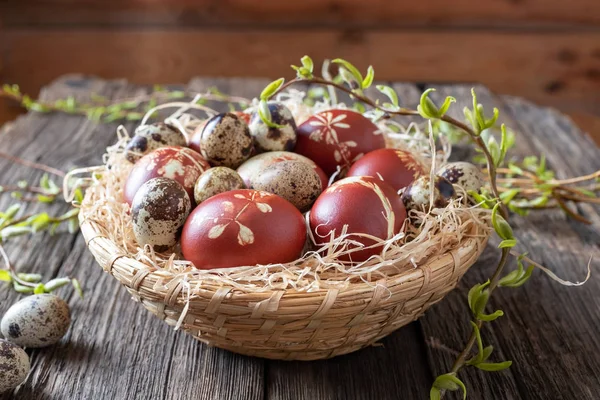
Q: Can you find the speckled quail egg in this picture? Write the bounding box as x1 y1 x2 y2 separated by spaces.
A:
0 339 30 393
125 122 187 163
437 162 485 193
200 113 254 168
249 102 297 153
131 177 191 252
401 175 456 211
251 160 322 212
194 167 246 204
1 294 71 348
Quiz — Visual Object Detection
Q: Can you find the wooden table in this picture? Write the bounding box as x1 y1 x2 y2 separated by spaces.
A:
1 77 599 400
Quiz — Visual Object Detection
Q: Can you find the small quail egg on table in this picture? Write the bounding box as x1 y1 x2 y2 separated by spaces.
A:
0 339 30 393
401 175 456 211
252 160 322 212
194 167 246 204
124 122 187 163
249 102 297 152
437 162 485 193
200 112 254 168
131 177 191 252
1 294 71 348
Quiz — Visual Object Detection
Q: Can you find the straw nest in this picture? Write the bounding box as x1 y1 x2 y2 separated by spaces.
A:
74 89 491 360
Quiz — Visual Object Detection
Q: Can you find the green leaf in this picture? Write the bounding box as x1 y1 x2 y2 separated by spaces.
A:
468 280 490 315
4 204 21 220
34 283 47 294
418 89 441 119
68 218 79 234
437 96 456 117
1 226 32 239
476 361 513 372
492 203 514 240
60 208 80 220
332 58 364 85
13 281 34 294
499 189 520 204
362 66 375 89
37 194 55 203
429 387 441 400
498 239 517 248
260 78 285 101
31 213 51 233
44 277 71 292
478 309 504 322
72 278 84 299
473 290 490 317
376 85 399 108
17 273 42 283
257 100 285 129
300 55 314 73
481 345 494 362
433 373 467 400
0 270 12 282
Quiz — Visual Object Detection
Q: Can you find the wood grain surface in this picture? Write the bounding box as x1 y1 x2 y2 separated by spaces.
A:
0 77 599 400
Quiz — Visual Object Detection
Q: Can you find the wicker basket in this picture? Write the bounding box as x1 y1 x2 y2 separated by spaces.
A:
80 187 489 361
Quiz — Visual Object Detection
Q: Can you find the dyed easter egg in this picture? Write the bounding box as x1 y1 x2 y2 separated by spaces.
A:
125 122 187 163
252 160 322 212
194 167 246 204
188 119 208 154
124 146 210 205
295 109 385 175
309 176 407 262
237 151 329 191
248 102 297 152
401 176 456 211
347 148 426 192
200 113 254 168
181 190 306 269
437 162 485 193
131 178 191 251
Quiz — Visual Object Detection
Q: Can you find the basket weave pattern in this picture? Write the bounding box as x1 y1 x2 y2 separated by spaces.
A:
80 188 488 361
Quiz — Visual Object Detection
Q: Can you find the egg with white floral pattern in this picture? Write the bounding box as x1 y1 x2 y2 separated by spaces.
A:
131 178 191 252
437 162 485 193
181 189 306 269
401 175 456 211
295 109 385 175
309 176 407 262
124 146 210 205
248 102 297 152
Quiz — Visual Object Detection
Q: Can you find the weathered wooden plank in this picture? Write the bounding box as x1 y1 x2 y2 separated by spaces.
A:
422 84 600 399
3 0 600 28
2 30 600 117
0 77 265 400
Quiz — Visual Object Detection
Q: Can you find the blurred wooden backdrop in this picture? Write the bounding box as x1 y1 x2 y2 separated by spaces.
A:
1 0 599 135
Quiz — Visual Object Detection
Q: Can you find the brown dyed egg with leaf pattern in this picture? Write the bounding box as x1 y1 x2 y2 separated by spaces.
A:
194 167 246 204
237 151 329 191
200 113 254 168
0 339 30 393
124 146 210 205
309 176 407 262
131 177 191 251
401 175 456 211
181 189 306 269
248 102 297 152
124 122 187 163
437 162 485 193
251 160 322 212
347 148 426 192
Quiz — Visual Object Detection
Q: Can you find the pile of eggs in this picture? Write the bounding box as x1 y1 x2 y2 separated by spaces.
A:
123 103 485 268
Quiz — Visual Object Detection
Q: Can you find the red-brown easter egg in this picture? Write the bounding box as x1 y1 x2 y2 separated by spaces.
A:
237 151 329 190
181 189 306 269
124 146 210 205
295 109 385 175
347 148 426 192
309 176 407 262
188 120 208 154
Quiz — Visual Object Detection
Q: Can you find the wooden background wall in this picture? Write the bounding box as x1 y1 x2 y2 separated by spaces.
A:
1 0 599 133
